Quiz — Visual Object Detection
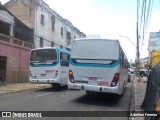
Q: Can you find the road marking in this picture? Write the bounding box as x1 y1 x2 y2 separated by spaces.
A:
35 92 52 98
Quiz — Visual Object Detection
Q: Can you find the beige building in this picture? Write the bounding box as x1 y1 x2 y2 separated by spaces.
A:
4 0 86 49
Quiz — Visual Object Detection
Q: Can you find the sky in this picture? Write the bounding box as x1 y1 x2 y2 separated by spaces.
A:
1 0 160 62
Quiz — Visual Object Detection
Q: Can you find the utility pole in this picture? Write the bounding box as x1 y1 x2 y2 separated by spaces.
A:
136 0 140 69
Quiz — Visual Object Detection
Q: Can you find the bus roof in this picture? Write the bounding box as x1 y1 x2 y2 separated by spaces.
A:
73 38 119 43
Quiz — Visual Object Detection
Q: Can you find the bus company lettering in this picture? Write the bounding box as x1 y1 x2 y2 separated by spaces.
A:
98 81 109 86
45 70 56 73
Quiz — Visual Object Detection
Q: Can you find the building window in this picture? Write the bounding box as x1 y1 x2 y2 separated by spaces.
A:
66 31 71 45
61 27 63 36
74 35 76 39
41 14 44 25
51 16 55 31
51 42 54 47
40 37 43 47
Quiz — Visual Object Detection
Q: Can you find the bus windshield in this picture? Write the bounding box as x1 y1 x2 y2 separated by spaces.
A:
30 49 57 64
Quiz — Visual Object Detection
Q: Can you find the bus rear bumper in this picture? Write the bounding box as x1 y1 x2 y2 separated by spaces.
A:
29 79 58 84
68 82 121 95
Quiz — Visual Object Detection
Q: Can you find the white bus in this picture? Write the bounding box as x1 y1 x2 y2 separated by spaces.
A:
29 47 70 87
68 38 129 96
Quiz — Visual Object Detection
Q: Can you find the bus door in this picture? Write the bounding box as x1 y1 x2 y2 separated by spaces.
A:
59 52 70 85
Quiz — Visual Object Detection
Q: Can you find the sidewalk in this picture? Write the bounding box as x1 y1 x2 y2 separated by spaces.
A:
0 82 50 95
129 77 147 120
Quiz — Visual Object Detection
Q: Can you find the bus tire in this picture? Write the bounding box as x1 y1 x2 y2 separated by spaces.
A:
86 91 97 95
51 83 60 88
119 91 124 97
86 91 92 94
119 83 125 97
117 91 124 97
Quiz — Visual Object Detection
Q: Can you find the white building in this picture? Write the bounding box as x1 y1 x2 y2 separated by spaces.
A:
140 57 149 69
149 32 160 51
4 0 86 49
148 32 160 61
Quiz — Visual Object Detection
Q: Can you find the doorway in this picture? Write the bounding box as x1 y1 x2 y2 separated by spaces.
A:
0 56 7 81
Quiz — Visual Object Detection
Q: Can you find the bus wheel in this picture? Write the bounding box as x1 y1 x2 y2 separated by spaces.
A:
119 83 125 97
51 83 60 88
120 90 124 97
117 91 124 97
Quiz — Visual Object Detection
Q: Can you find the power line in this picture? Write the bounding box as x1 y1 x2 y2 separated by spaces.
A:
141 0 153 52
139 0 153 53
137 0 140 65
139 0 146 33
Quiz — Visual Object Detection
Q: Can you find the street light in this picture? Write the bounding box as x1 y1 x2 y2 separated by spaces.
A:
119 35 140 69
119 35 136 47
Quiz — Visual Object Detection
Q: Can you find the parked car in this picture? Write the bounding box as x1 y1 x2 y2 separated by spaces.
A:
135 70 140 76
128 69 135 82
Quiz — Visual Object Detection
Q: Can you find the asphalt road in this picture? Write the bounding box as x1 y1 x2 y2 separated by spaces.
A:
0 82 132 120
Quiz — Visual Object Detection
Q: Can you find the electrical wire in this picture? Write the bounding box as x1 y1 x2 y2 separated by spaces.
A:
139 0 154 53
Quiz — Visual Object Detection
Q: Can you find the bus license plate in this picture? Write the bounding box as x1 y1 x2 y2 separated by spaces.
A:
88 77 97 85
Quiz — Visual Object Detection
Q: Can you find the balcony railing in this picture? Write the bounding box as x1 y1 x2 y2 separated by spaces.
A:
0 33 33 49
24 42 32 48
13 39 23 45
0 34 10 42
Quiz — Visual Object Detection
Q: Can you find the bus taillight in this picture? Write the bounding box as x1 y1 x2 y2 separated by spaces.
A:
29 71 32 76
69 70 75 83
110 73 119 87
55 70 58 76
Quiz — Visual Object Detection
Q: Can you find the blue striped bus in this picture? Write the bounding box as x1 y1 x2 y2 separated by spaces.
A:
68 38 129 96
29 47 70 87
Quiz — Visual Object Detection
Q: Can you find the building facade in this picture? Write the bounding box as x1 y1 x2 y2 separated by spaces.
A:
149 32 160 51
140 57 149 69
148 32 160 56
0 3 33 83
4 0 86 49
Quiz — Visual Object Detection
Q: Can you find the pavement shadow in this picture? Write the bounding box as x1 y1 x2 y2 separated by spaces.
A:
35 85 68 92
71 84 131 107
72 92 121 107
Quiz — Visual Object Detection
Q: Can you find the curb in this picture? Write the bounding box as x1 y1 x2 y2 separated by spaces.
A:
128 77 146 120
0 83 51 95
129 79 135 120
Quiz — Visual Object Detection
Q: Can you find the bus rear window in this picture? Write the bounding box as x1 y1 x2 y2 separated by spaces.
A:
71 40 119 60
30 49 57 64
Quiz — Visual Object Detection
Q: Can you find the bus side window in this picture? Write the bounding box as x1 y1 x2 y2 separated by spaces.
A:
60 52 70 67
67 54 70 66
120 48 123 68
120 55 123 68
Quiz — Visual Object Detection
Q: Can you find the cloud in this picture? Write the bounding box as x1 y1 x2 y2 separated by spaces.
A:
149 11 160 32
